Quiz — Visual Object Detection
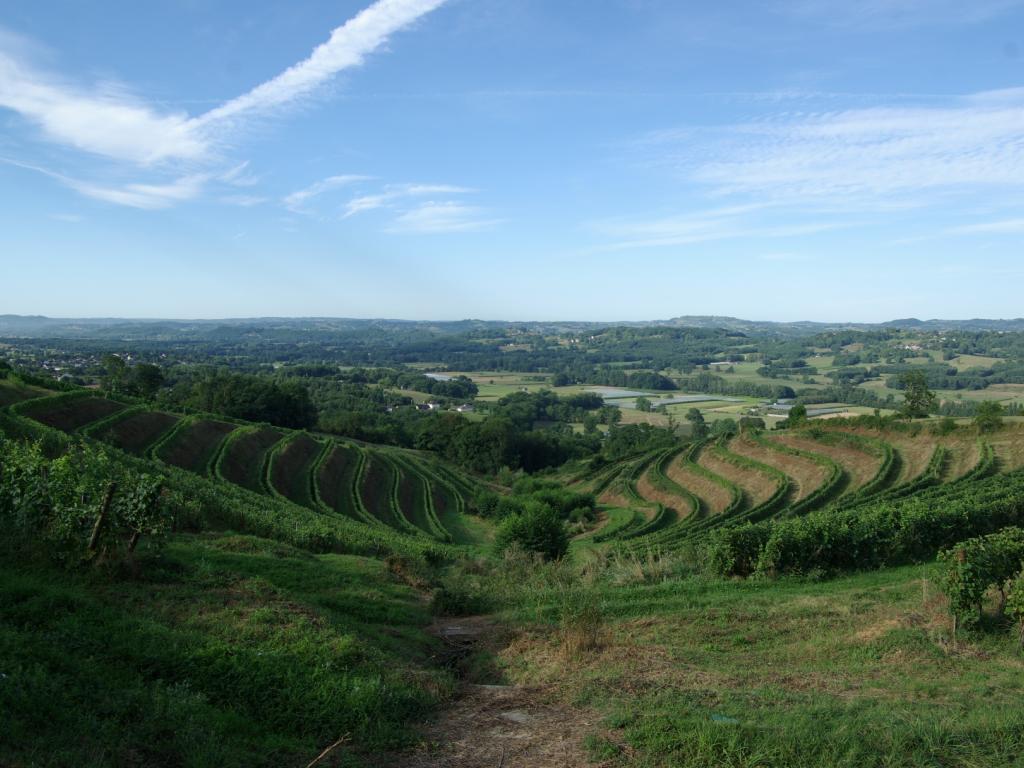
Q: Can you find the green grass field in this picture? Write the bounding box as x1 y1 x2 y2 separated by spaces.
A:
491 562 1024 768
0 532 451 768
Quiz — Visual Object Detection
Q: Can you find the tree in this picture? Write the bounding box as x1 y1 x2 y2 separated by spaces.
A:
685 408 708 439
635 396 653 413
101 354 127 393
739 416 765 432
711 418 738 438
898 370 937 419
132 363 164 399
787 404 807 426
974 400 1004 433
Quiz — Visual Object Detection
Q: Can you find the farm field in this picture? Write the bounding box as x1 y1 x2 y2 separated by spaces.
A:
98 410 180 455
155 418 237 474
7 392 491 550
218 426 284 493
268 433 324 507
17 395 126 432
0 378 50 407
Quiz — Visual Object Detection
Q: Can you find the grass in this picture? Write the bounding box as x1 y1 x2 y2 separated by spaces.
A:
0 532 452 768
488 562 1024 768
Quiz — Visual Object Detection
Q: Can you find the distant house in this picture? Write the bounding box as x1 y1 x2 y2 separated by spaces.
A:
455 403 475 413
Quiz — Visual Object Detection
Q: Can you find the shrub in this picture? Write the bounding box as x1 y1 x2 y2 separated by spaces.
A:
0 437 170 568
938 527 1024 635
494 502 569 561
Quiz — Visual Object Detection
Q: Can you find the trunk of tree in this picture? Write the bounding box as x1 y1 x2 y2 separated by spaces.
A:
86 482 117 555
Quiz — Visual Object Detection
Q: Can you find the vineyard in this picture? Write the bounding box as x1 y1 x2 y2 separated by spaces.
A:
564 421 1024 560
6 390 491 549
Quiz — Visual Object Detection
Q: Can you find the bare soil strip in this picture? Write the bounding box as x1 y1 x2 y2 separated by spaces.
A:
665 455 731 515
729 436 828 503
699 448 778 508
770 434 881 495
943 438 982 480
636 466 690 515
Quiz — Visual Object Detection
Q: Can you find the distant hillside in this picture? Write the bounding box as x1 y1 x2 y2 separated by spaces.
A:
4 313 1024 340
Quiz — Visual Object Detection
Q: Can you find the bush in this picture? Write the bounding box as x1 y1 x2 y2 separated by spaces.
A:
0 437 170 568
494 502 569 561
938 527 1024 634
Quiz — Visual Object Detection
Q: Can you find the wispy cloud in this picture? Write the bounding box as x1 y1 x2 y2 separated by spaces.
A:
0 0 448 204
648 88 1024 205
1 156 207 209
68 175 209 210
945 218 1024 235
342 182 472 217
194 0 447 128
581 202 844 252
283 174 370 212
390 201 499 233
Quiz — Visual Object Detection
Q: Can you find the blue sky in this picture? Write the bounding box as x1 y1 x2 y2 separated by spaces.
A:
1 0 1023 322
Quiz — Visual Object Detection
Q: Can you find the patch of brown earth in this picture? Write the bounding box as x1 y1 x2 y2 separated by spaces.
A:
636 467 695 517
942 437 982 480
664 457 731 515
391 618 601 768
729 436 828 502
699 447 779 507
771 433 881 495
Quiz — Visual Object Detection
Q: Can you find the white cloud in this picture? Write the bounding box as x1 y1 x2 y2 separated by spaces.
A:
221 194 268 207
341 182 473 217
0 52 205 165
283 174 370 212
68 175 208 210
667 88 1024 204
0 0 448 204
0 156 206 209
343 194 389 217
195 0 447 128
391 201 498 233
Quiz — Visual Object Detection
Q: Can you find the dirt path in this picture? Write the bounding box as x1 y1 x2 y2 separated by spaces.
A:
390 618 598 768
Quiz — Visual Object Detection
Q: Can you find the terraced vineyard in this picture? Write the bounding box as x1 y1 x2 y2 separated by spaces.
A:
8 391 490 548
217 426 284 492
573 422 1024 553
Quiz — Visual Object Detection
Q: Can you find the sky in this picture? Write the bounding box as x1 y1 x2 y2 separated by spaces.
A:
1 0 1023 322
